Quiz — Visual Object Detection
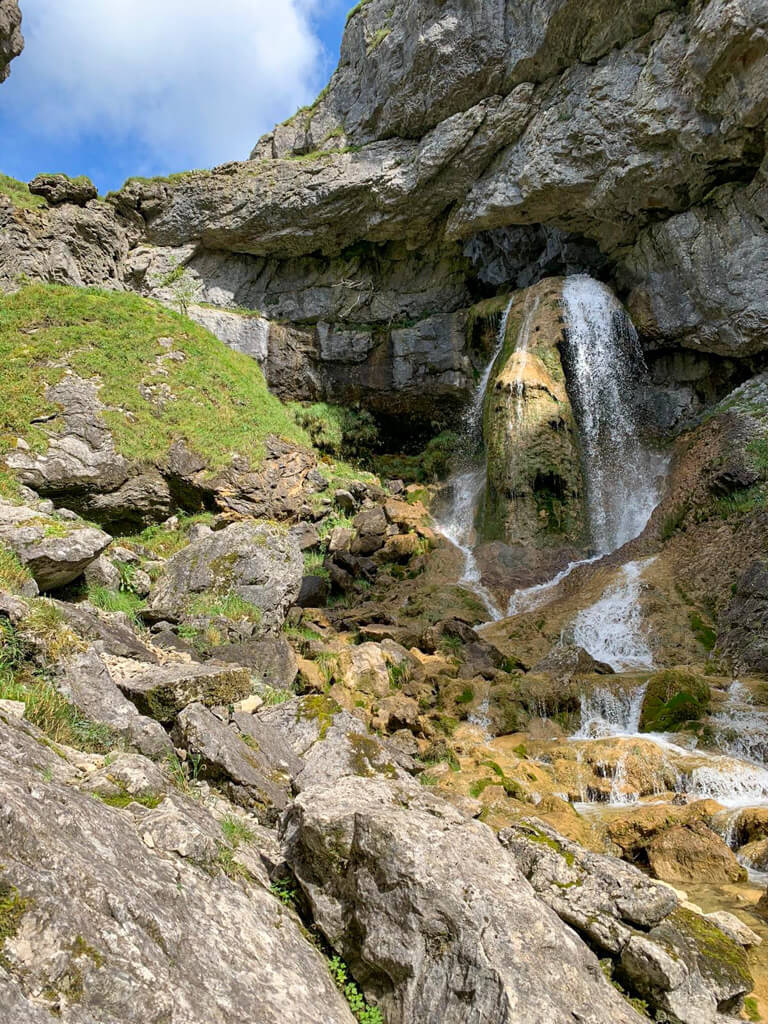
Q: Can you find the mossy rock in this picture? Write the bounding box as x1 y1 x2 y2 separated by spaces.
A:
639 669 710 732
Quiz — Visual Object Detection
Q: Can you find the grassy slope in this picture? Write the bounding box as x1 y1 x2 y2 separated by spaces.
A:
0 173 47 210
0 284 313 470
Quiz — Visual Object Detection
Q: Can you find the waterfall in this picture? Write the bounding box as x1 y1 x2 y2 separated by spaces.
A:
434 299 514 621
570 559 656 671
561 275 665 555
572 680 649 739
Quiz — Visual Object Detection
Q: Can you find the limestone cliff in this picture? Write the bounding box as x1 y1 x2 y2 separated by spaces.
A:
0 0 22 82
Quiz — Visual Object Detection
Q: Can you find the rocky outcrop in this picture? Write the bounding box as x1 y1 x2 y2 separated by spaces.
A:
146 521 302 634
483 279 587 573
28 174 99 207
501 819 753 1024
282 774 645 1024
0 499 112 591
0 0 22 82
116 662 253 723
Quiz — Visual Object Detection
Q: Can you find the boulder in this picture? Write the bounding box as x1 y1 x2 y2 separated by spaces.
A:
0 712 356 1024
0 500 112 591
501 819 753 1024
282 775 645 1024
607 800 723 860
350 506 387 555
171 702 297 819
83 554 121 591
647 822 748 885
209 636 298 690
639 668 710 732
147 521 302 633
56 650 172 759
28 173 99 206
117 662 253 723
50 599 159 663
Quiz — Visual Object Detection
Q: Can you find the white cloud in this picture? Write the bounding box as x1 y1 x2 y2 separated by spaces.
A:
7 0 329 169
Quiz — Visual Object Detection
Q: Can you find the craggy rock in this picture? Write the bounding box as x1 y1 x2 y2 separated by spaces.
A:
501 819 752 1023
0 500 112 591
147 521 303 632
718 559 768 674
83 553 121 591
171 702 297 819
282 775 644 1024
4 376 172 529
117 662 253 723
0 0 23 83
209 636 299 690
0 713 357 1024
258 695 416 793
51 599 159 663
646 822 748 885
56 650 173 759
28 174 99 207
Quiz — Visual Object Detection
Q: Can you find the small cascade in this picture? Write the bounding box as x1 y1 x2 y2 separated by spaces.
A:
561 275 667 555
507 554 600 616
570 560 656 671
708 681 768 765
572 682 648 740
609 753 640 806
468 696 492 738
683 761 768 807
434 298 516 621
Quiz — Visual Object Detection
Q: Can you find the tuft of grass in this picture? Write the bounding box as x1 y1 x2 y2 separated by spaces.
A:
303 549 330 581
0 284 313 471
187 591 262 623
291 402 378 460
260 685 295 706
95 790 162 810
21 599 86 661
221 815 255 848
87 585 146 623
117 511 215 560
346 0 372 23
0 669 115 751
0 542 31 594
0 173 47 210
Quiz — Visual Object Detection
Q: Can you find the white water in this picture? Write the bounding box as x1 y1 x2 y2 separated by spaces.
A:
561 275 667 555
708 681 768 765
572 682 648 739
434 299 516 621
507 554 601 616
570 559 656 671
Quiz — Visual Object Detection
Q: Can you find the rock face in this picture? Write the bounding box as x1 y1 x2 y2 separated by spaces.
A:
282 775 645 1024
483 278 587 567
28 174 99 207
147 521 303 633
501 819 752 1024
0 713 357 1024
0 499 112 591
0 0 22 82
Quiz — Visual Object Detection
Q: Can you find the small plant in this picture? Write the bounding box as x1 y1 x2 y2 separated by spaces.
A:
270 877 298 907
260 685 294 706
165 751 204 792
387 661 412 689
303 549 330 581
328 955 384 1024
87 585 146 624
0 669 115 752
437 634 463 658
456 686 475 705
315 651 340 688
187 591 262 623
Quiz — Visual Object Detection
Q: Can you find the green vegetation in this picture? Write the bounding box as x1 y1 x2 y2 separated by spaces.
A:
367 27 390 52
0 284 312 470
689 611 717 652
346 0 373 24
270 877 298 907
374 430 459 484
0 881 30 969
328 955 384 1024
0 542 31 593
187 591 262 623
291 402 379 460
744 996 762 1022
598 960 649 1017
95 790 162 810
304 549 330 581
87 585 146 623
117 512 215 560
0 173 47 210
221 815 255 847
639 669 711 732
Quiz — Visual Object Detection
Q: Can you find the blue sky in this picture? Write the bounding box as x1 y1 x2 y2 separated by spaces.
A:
0 1 349 193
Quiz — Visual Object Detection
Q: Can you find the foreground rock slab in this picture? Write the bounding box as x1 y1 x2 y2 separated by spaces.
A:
117 662 253 723
0 713 356 1024
282 775 645 1024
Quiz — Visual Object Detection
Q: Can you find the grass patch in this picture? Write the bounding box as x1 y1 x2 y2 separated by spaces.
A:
221 815 255 847
303 549 330 581
0 669 115 751
0 284 313 470
95 790 162 810
0 173 47 210
117 511 215 560
87 585 146 623
0 542 32 593
367 27 390 52
291 402 378 460
187 591 262 623
346 0 372 22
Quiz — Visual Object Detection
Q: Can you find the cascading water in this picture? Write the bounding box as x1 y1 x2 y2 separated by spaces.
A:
561 275 667 555
569 559 656 671
434 299 517 621
572 681 648 739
